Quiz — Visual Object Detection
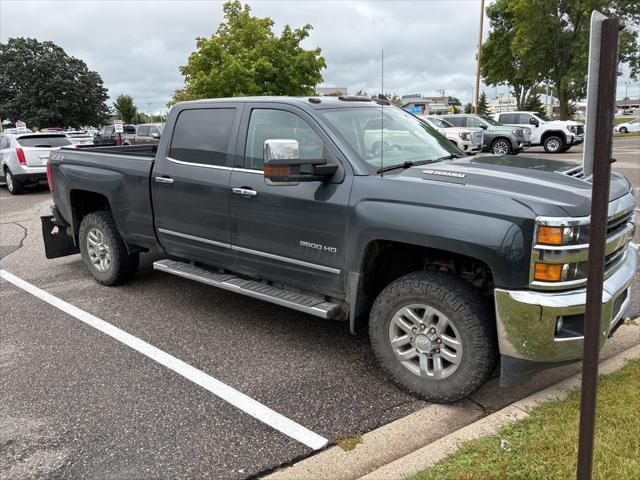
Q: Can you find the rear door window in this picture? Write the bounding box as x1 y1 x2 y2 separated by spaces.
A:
499 113 519 124
17 135 72 147
137 125 150 136
169 108 236 166
444 116 466 127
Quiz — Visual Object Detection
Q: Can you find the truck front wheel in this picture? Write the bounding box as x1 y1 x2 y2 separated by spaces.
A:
79 211 139 285
369 271 497 402
543 135 564 153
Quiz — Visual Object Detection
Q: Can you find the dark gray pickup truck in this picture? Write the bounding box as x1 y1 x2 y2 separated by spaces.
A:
42 96 637 402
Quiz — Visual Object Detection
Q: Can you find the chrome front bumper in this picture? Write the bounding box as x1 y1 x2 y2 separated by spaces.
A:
494 242 637 363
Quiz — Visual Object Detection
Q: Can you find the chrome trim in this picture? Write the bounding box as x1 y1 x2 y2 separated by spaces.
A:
154 176 174 184
532 222 633 264
535 191 636 227
232 245 341 275
166 156 233 171
231 187 258 197
157 228 340 275
158 228 231 249
233 167 264 175
495 242 636 362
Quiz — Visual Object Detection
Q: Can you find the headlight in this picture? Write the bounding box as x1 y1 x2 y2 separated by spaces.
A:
459 132 470 140
512 129 519 136
567 125 577 133
536 224 590 246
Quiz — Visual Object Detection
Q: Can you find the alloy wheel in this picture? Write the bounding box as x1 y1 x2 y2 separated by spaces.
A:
388 304 463 380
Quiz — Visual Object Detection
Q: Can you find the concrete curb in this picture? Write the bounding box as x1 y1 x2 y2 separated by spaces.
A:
359 341 640 480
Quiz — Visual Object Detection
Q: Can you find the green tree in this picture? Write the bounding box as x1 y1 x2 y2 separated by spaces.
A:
113 95 138 123
482 0 640 119
173 1 326 102
523 94 544 112
0 38 109 128
477 91 489 115
464 102 474 114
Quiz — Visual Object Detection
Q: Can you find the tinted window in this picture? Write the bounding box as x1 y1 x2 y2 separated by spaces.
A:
467 116 489 128
245 109 324 170
123 125 137 134
138 125 150 136
443 116 466 127
17 135 72 147
169 108 236 166
499 113 519 124
517 113 533 124
149 126 161 136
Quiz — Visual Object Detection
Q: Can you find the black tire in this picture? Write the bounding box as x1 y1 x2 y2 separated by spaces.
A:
78 211 139 285
5 168 23 195
369 271 497 403
543 135 564 153
619 127 628 134
490 138 512 156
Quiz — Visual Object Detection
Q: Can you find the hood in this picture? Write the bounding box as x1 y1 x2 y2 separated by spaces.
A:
543 119 583 127
395 155 631 217
445 127 483 134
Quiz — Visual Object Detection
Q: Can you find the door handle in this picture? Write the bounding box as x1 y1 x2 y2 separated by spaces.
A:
155 176 174 184
231 187 257 197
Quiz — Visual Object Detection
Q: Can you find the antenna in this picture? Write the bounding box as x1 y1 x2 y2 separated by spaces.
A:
380 48 384 177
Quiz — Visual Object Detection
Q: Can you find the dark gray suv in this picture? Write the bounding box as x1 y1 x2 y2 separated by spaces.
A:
443 114 531 155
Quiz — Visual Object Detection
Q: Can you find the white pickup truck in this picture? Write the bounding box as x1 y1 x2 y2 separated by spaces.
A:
494 111 584 153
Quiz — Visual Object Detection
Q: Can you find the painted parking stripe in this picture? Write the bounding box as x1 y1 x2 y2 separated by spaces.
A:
0 269 328 451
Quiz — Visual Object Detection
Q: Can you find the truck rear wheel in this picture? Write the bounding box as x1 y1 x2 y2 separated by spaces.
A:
369 271 497 402
79 211 139 285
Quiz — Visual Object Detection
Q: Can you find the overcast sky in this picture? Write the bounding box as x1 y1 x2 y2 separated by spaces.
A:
1 0 637 115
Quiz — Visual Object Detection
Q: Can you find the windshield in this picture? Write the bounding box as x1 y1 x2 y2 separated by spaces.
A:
425 116 453 128
535 111 551 121
17 135 72 147
479 115 501 126
321 107 460 172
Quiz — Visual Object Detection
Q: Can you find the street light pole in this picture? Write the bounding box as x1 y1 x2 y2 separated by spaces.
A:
474 0 485 113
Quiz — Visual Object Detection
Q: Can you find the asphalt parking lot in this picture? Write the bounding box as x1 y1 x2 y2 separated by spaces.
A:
1 136 638 479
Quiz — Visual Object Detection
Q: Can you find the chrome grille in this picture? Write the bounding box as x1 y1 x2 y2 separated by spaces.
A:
523 129 532 142
576 125 584 135
472 131 483 146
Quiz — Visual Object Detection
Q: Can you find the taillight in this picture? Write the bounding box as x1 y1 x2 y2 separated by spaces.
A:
16 147 27 165
46 161 54 192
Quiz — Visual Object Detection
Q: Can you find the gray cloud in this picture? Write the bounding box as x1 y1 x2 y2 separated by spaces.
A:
1 0 636 117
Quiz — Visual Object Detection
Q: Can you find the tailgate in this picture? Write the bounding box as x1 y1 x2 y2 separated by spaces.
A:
22 147 53 167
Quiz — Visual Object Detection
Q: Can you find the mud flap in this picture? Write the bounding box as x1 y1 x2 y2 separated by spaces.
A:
41 215 79 259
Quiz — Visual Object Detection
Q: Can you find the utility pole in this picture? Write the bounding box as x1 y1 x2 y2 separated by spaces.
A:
147 102 152 122
474 0 485 113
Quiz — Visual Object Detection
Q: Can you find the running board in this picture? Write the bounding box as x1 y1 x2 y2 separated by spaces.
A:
153 259 341 319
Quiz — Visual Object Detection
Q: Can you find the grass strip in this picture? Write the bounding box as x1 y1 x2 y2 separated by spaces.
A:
408 359 640 480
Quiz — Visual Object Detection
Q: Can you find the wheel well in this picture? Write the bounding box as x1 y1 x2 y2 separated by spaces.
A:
360 240 494 300
491 136 509 145
541 130 565 142
70 190 111 236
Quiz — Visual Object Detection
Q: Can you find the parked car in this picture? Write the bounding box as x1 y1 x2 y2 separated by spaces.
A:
494 111 584 153
122 123 163 145
419 115 483 154
442 114 530 155
0 132 72 194
614 118 640 134
42 97 636 402
93 124 136 146
65 130 94 146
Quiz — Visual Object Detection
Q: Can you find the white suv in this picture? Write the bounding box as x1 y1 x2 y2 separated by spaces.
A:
495 111 584 153
419 115 483 154
0 133 72 194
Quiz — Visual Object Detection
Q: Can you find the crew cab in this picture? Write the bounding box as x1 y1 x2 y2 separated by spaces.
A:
42 96 637 402
122 123 163 146
495 111 584 153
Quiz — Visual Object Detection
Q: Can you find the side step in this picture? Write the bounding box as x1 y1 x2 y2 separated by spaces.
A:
153 259 341 319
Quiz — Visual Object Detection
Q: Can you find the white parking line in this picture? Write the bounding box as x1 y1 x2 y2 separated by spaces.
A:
0 269 328 451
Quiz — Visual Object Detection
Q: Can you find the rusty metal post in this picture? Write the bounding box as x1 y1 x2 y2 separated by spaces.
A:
576 16 620 480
